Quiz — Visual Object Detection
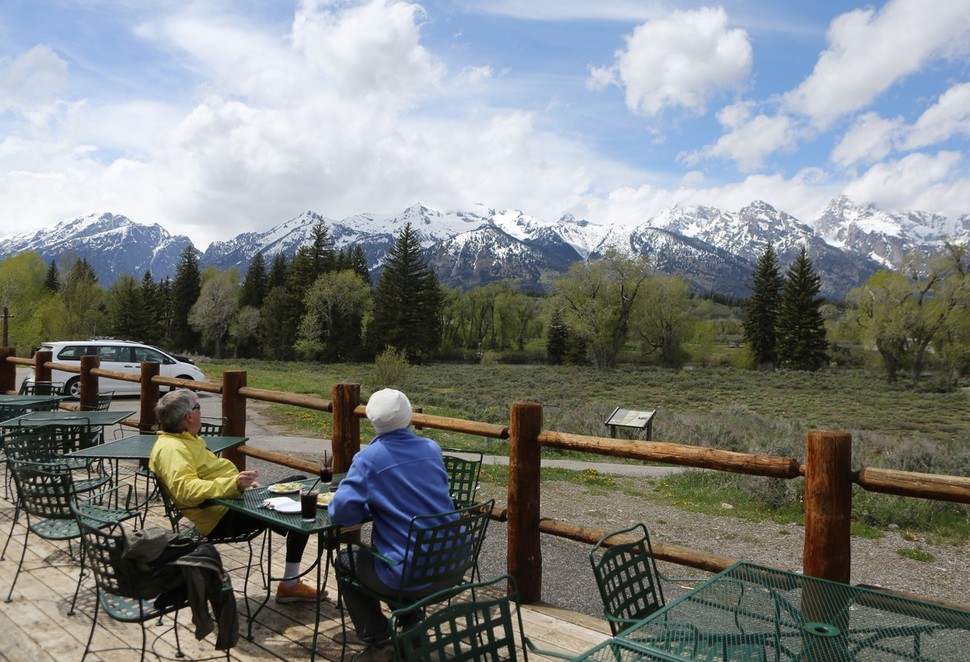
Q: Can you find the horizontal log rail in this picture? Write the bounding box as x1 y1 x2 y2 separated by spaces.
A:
539 431 802 479
856 467 970 504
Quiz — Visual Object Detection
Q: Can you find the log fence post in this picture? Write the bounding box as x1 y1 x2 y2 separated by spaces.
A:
139 362 161 433
331 382 361 474
34 349 52 384
0 347 15 393
803 429 853 583
79 355 100 410
222 370 247 470
508 401 543 603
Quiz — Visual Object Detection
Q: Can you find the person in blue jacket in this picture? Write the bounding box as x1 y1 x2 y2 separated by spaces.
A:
328 388 455 661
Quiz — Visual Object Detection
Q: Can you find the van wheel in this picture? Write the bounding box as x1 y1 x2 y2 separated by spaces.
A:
65 378 82 400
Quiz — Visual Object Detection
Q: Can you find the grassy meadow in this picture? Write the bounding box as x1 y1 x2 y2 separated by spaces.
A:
199 359 970 544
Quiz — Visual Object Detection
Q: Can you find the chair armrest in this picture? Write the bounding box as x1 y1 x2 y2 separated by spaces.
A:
344 541 401 576
78 482 134 511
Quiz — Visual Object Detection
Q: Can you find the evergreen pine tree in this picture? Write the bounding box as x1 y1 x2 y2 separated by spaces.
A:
139 271 161 345
44 260 60 291
547 309 568 364
777 246 828 370
267 252 289 290
743 244 783 368
349 245 372 286
367 223 442 361
239 253 267 308
171 245 202 352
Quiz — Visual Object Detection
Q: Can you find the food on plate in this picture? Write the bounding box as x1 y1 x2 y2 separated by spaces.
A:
267 482 302 494
317 491 335 507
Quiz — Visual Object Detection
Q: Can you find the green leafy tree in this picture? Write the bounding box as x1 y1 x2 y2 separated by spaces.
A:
58 257 104 338
846 244 970 384
296 270 372 360
777 247 828 370
367 222 443 361
229 305 262 358
743 244 784 369
550 250 652 369
171 245 202 352
632 274 693 368
0 251 52 352
188 269 239 358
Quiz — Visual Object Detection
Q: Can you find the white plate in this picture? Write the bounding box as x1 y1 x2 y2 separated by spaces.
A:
317 492 334 507
267 482 302 494
273 500 301 514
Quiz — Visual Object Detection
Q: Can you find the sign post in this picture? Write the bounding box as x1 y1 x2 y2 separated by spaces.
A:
604 407 656 440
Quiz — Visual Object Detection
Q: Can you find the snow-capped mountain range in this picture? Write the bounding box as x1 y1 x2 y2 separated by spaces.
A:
2 196 968 300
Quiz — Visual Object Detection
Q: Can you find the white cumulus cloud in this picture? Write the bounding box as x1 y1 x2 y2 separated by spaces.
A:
587 6 752 117
785 0 970 129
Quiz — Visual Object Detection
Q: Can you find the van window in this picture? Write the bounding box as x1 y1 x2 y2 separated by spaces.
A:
133 346 169 363
56 345 97 361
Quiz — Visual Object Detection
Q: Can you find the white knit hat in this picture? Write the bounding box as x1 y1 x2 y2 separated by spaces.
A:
366 389 413 434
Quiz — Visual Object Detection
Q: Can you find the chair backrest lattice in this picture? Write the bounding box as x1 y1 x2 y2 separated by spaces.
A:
198 417 227 437
589 523 667 634
6 422 99 462
442 449 483 508
8 460 77 526
73 512 140 599
19 381 64 396
391 574 528 661
398 499 493 594
81 392 114 412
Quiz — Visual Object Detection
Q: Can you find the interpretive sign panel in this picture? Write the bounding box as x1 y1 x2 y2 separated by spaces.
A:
604 407 656 440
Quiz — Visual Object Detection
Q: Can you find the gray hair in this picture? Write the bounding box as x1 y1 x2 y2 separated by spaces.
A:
155 389 197 433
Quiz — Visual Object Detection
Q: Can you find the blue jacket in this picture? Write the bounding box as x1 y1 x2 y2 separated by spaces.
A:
328 428 455 587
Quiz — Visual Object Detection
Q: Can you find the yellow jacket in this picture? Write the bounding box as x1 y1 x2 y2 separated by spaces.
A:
148 430 241 536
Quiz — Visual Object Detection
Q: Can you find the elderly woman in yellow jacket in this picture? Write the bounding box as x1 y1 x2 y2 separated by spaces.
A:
149 388 324 604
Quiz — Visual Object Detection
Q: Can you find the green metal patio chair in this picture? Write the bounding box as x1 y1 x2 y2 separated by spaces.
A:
70 504 232 662
589 522 705 635
336 499 494 659
442 448 484 508
389 573 572 661
2 460 139 613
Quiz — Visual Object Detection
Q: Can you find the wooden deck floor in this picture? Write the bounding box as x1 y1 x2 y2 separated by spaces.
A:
0 464 610 661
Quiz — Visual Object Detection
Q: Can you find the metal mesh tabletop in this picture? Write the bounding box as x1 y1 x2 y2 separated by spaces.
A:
216 479 337 534
67 434 248 460
1 410 136 427
602 562 970 661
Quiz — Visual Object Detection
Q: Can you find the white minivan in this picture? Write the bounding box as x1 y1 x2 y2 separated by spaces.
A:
24 340 208 399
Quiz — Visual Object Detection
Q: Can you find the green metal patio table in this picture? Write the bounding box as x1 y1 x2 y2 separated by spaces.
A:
66 433 248 461
0 409 136 429
213 477 341 661
572 561 970 661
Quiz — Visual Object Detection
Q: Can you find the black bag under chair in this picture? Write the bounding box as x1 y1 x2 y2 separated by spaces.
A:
72 513 239 661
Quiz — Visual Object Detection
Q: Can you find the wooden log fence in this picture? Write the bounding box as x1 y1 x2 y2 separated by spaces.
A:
2 350 969 609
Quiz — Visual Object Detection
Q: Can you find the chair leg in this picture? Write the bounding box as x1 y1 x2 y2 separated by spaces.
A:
0 499 21 561
4 524 29 602
81 592 100 662
68 543 86 615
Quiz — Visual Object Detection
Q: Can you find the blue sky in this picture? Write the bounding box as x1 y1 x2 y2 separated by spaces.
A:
1 0 969 249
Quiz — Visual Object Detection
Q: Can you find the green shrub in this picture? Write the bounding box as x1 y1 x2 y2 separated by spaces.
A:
371 348 411 390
